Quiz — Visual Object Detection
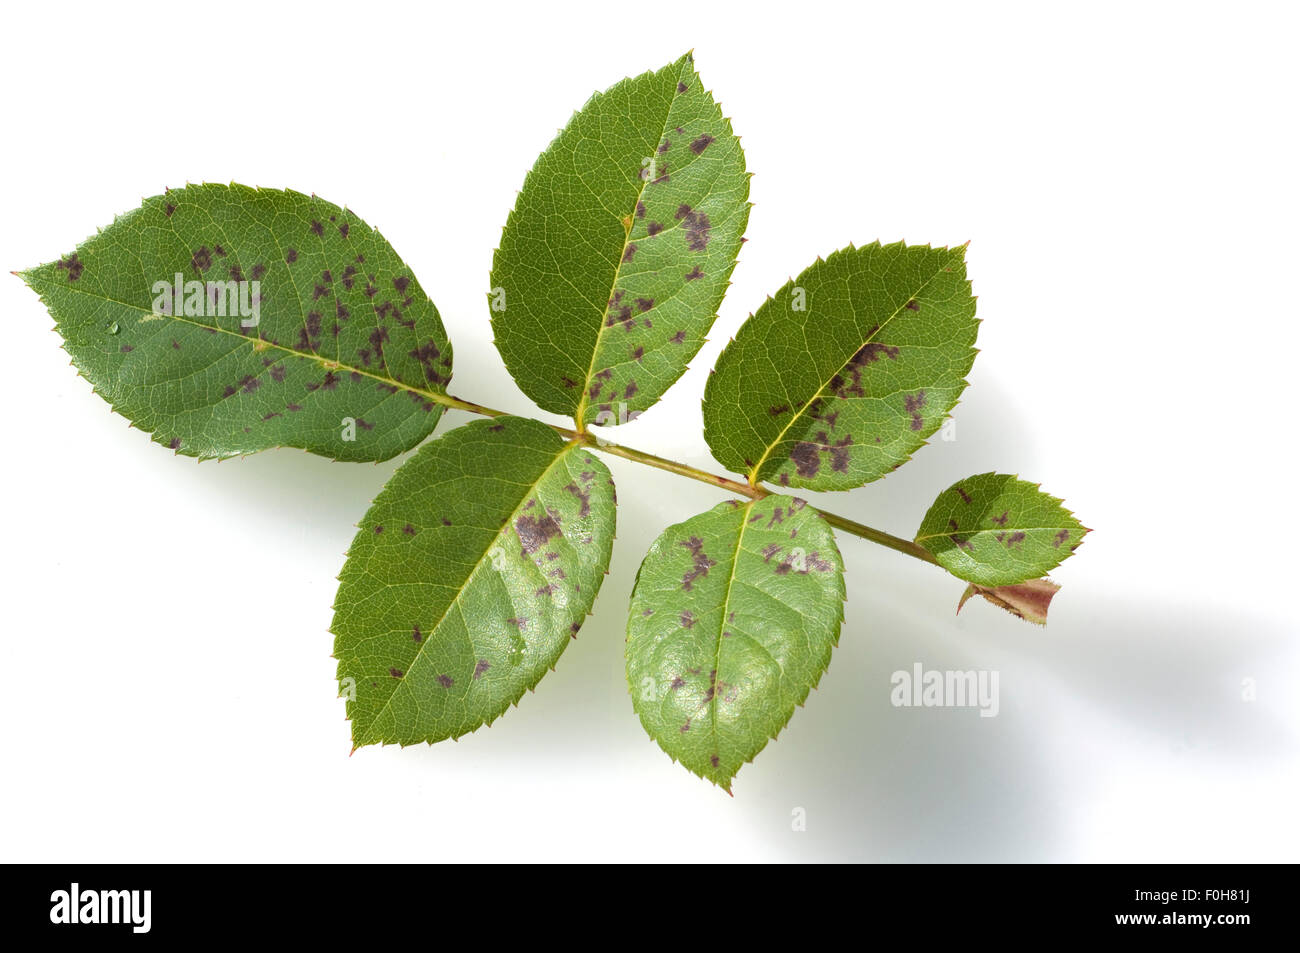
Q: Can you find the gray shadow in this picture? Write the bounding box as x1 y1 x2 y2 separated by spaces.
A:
727 596 1294 861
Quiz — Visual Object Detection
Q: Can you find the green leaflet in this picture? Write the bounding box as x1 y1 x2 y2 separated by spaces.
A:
20 184 452 461
490 53 750 428
702 242 977 490
333 416 616 748
915 473 1088 586
626 495 844 791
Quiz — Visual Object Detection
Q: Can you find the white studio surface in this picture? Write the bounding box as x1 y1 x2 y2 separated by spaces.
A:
0 0 1295 862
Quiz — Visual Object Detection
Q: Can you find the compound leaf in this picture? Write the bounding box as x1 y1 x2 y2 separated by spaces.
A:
626 495 844 791
703 242 976 489
333 416 616 748
916 473 1088 586
491 52 750 428
20 184 452 461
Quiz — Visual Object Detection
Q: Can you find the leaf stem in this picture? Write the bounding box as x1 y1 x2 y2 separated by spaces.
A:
435 390 939 567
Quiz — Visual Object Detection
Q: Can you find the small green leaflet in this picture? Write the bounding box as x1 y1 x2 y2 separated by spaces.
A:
915 473 1088 586
491 53 750 428
21 184 452 461
702 242 977 490
333 416 616 748
626 495 844 791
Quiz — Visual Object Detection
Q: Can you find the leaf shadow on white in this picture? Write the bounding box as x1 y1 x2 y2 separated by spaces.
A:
731 589 1294 861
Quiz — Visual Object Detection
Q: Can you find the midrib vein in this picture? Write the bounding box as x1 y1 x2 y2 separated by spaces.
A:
707 502 752 774
574 60 687 426
31 278 449 408
915 524 1079 543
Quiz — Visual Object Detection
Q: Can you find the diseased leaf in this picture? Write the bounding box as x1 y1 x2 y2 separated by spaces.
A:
702 242 977 489
626 495 844 791
332 416 616 748
21 184 452 461
491 52 750 428
916 473 1088 586
957 577 1060 625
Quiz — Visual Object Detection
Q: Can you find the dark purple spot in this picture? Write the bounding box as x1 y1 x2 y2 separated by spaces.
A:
515 513 560 555
679 536 716 590
791 442 820 478
904 390 927 431
564 482 591 517
436 674 454 688
684 266 704 281
690 134 715 155
473 660 490 679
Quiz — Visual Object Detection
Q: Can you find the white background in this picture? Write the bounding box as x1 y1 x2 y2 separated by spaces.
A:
1 0 1296 862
